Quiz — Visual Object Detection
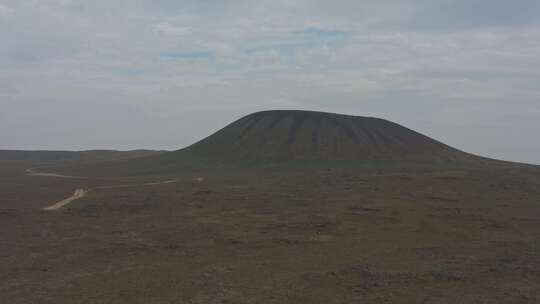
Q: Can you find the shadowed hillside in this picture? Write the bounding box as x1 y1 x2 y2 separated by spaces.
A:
178 110 480 163
54 110 503 177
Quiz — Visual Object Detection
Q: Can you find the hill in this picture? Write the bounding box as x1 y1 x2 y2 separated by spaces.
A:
177 110 479 163
54 110 501 177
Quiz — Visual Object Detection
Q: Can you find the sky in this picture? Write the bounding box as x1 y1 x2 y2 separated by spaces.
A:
1 0 539 164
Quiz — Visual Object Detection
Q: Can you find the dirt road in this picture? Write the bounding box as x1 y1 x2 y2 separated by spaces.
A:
95 180 181 189
27 167 203 210
43 189 88 211
26 167 85 179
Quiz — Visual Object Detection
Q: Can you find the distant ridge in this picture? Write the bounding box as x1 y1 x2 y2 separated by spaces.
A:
0 149 164 165
173 110 480 163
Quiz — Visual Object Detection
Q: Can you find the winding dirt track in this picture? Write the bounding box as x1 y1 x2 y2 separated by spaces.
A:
28 167 202 211
42 189 88 211
26 167 85 179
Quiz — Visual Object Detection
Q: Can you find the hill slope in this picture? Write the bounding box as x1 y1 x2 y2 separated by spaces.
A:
177 110 478 163
55 110 497 176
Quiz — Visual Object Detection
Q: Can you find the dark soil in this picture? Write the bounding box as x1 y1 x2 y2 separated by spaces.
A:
2 159 540 303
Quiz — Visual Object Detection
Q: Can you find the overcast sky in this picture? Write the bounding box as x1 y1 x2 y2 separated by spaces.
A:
1 1 539 164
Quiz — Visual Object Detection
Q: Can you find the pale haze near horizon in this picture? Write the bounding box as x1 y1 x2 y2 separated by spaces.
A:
1 1 539 164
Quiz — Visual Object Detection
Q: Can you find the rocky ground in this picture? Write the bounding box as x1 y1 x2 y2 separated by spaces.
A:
1 160 540 303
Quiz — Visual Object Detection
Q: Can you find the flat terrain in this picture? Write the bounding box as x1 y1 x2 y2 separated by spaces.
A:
1 159 540 303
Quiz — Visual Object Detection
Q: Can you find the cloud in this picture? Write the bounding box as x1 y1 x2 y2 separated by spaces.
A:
161 51 212 60
153 22 193 36
1 0 540 163
0 4 11 16
412 0 540 30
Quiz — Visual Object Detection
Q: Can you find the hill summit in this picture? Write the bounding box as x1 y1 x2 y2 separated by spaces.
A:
174 110 476 163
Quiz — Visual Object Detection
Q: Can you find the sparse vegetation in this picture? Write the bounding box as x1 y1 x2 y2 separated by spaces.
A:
1 111 539 303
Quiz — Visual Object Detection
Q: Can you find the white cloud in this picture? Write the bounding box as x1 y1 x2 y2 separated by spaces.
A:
0 1 539 163
0 4 12 16
153 22 192 36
